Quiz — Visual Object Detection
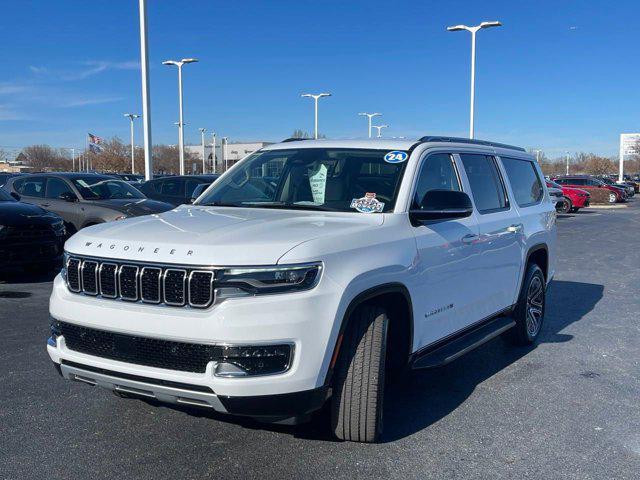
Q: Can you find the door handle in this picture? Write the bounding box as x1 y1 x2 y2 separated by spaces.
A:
507 223 523 233
461 233 479 244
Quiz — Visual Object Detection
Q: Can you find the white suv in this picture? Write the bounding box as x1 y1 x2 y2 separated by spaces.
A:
48 137 556 443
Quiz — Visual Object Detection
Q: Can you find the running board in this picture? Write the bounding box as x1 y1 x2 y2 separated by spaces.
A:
411 316 515 369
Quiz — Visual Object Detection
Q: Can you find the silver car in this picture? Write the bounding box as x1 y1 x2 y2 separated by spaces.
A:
4 173 173 234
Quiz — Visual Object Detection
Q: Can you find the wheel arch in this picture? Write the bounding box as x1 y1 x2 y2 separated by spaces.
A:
324 282 414 386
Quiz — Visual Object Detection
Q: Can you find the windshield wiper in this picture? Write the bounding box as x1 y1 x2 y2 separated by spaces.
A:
199 201 242 207
242 202 335 212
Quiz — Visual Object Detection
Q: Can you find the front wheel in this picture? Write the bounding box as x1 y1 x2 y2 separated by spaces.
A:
609 192 617 203
506 263 546 346
331 304 388 443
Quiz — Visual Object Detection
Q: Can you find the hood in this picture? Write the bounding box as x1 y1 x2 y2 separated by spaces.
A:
65 205 384 265
87 198 174 216
0 200 60 227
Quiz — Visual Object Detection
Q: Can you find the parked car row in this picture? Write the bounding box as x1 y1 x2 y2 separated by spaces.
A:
552 175 628 204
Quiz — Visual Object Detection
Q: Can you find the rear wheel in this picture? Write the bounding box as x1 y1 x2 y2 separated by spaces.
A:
331 304 388 443
609 192 617 203
558 197 572 214
506 263 545 346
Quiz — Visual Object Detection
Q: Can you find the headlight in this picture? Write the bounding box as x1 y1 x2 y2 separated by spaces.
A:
216 263 322 297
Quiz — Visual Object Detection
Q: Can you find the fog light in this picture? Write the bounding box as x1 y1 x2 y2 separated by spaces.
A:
214 344 293 377
48 320 61 347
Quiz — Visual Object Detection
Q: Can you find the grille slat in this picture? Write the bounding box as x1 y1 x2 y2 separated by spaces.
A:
65 256 215 308
140 267 161 303
99 263 117 298
164 269 186 306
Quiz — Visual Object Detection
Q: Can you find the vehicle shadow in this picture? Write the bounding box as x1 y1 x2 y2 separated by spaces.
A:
0 266 60 285
142 279 603 443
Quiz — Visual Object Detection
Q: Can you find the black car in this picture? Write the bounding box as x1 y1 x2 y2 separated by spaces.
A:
0 172 26 187
139 175 220 206
3 173 173 234
0 188 66 271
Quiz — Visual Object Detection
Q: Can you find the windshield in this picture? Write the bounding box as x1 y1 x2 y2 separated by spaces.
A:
196 148 409 213
71 176 145 200
0 189 15 202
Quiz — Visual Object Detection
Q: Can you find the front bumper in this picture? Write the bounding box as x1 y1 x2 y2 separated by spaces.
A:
52 359 329 418
48 271 343 400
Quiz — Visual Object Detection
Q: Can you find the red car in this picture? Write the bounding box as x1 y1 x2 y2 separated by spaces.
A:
546 180 590 213
553 175 625 204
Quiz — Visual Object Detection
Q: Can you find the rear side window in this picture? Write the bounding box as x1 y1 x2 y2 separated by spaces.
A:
16 177 46 198
460 154 508 213
160 178 183 196
501 157 543 207
46 178 74 199
413 153 461 208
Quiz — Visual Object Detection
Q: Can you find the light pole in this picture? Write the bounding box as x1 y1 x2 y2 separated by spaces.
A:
566 151 570 175
372 124 389 138
163 58 198 175
222 137 229 172
300 93 331 139
447 21 501 139
138 0 153 180
211 132 217 173
198 128 207 173
124 113 140 173
358 112 381 138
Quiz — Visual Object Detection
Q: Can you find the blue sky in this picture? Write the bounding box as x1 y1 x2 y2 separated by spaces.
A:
0 0 638 158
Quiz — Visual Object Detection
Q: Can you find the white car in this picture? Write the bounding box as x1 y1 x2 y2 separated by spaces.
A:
48 137 556 443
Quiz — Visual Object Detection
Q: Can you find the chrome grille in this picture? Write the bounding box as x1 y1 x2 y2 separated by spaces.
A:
80 260 98 295
164 269 186 306
64 256 215 308
140 267 161 303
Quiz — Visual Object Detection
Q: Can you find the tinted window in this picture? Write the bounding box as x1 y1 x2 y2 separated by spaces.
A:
185 179 202 198
160 178 183 196
501 157 543 207
16 176 46 198
71 177 145 200
46 178 73 199
413 153 461 207
460 154 508 213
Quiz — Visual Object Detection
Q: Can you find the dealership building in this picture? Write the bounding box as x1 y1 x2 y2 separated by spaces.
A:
184 141 272 173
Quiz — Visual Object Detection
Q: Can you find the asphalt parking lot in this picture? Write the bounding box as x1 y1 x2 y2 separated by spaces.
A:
1 203 639 480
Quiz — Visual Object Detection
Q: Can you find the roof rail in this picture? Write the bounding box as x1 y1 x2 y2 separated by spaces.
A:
281 137 312 143
418 136 526 152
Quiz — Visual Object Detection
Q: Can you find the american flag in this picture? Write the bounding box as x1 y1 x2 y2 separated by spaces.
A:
88 133 103 153
88 133 103 145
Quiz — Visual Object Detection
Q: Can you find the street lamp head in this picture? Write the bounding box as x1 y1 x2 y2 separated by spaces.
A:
301 93 313 98
162 60 179 66
199 128 206 133
318 93 331 98
447 24 468 31
480 21 502 29
181 58 198 64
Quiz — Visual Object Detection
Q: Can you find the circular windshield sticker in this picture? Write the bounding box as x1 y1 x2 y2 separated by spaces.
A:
384 151 408 163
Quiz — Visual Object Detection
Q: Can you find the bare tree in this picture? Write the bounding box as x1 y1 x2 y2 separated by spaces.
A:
21 145 68 171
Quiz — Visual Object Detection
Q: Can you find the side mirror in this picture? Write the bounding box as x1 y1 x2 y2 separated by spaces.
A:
10 192 20 201
59 191 78 202
409 190 473 223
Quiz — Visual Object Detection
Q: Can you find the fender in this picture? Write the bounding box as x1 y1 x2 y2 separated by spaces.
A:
323 282 414 386
520 243 549 293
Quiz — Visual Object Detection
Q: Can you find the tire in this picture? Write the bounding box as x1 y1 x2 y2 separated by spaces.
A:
506 263 545 346
569 207 579 213
558 197 572 214
331 304 388 443
609 192 617 203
